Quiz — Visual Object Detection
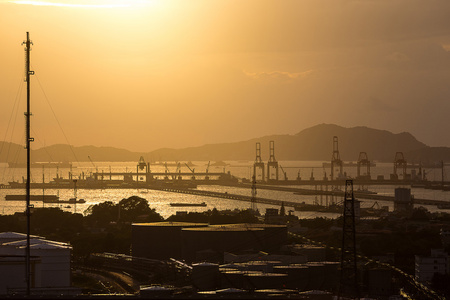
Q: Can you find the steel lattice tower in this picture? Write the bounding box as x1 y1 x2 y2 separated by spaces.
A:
339 179 359 299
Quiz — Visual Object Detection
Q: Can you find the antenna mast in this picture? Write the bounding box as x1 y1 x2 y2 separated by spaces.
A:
23 31 35 296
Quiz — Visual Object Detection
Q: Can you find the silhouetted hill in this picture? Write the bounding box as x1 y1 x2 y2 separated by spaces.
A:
0 124 447 163
146 124 429 162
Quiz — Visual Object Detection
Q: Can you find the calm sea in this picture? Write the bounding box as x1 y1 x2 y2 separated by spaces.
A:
0 161 449 219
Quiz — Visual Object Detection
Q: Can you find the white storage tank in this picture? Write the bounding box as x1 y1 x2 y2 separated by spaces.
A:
0 238 72 288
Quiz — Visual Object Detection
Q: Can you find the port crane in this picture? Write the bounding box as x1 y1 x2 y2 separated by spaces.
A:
279 165 288 181
88 155 98 174
164 162 170 181
185 163 196 180
175 162 182 180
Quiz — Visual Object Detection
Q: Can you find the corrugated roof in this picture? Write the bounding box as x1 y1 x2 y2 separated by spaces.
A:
0 232 42 240
3 238 69 248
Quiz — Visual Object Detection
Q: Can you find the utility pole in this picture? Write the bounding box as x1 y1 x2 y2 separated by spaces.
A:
23 31 35 296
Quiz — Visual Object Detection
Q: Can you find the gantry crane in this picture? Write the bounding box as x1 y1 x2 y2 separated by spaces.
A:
164 162 170 181
185 163 196 180
279 165 288 181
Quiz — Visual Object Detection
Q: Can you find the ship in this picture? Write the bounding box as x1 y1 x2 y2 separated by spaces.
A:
170 202 207 207
8 162 74 168
43 198 86 204
5 195 59 201
322 162 376 168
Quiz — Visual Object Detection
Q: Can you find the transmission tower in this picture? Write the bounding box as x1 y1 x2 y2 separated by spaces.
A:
339 179 359 299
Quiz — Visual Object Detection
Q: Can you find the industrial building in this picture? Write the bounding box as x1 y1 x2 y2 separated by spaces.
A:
132 222 288 263
415 249 449 284
0 232 78 296
131 222 209 260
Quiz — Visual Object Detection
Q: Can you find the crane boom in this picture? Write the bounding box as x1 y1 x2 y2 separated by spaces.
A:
185 163 195 173
88 156 96 168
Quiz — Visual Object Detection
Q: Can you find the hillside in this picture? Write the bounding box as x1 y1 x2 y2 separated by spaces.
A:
0 124 444 163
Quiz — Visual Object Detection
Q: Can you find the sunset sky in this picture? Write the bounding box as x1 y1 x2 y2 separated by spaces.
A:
2 0 450 152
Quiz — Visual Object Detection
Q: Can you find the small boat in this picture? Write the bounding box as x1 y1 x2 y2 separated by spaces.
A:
170 202 207 207
43 198 86 204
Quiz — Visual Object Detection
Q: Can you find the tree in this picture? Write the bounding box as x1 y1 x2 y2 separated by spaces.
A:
118 196 163 222
84 201 118 226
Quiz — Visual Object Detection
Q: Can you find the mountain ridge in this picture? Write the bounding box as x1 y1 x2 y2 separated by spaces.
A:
0 124 447 163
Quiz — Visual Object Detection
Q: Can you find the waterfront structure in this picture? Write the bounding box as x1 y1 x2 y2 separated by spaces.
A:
415 249 449 284
394 187 414 212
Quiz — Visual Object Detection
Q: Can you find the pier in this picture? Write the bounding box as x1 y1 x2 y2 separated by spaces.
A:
148 184 450 208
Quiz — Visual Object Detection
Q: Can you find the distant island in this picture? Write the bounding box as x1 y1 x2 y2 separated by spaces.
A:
1 124 449 164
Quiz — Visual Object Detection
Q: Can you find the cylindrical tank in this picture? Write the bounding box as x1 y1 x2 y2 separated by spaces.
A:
244 272 288 290
322 261 340 292
220 270 245 289
274 264 310 290
246 261 281 273
220 263 241 271
132 222 208 260
306 262 326 290
191 262 220 291
212 223 288 252
255 289 298 297
181 226 265 263
140 285 173 297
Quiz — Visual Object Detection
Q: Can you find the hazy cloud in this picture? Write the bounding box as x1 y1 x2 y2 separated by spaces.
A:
243 70 314 81
366 96 399 113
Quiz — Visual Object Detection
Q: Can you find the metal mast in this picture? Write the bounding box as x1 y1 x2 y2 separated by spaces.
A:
339 179 359 299
22 31 34 296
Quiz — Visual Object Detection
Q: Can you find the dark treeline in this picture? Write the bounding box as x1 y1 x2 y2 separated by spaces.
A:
0 196 259 258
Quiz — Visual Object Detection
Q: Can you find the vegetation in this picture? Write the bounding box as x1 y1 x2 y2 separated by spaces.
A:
2 197 450 295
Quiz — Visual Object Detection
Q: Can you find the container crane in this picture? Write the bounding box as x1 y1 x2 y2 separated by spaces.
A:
185 163 196 180
88 155 98 174
164 162 170 181
88 156 96 168
279 165 288 181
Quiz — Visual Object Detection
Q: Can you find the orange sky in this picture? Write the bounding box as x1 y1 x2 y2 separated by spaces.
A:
2 0 450 152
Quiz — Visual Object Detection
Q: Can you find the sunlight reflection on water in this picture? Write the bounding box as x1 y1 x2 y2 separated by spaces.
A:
0 161 449 218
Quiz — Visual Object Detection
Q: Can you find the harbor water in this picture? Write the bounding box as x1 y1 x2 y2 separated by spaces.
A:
1 161 450 219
